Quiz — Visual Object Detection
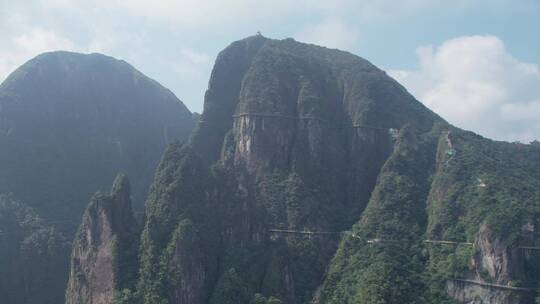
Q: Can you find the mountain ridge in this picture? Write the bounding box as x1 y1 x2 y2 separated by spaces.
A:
132 36 451 303
0 49 195 222
0 50 195 304
38 36 540 304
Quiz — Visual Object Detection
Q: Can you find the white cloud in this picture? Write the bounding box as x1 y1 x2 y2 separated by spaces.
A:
389 35 540 143
14 28 76 53
173 49 212 78
105 0 465 27
75 0 300 29
167 48 214 111
0 27 78 83
1 0 538 115
295 18 359 51
35 0 451 30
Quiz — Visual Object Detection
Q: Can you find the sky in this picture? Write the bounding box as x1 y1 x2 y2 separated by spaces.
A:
0 0 539 143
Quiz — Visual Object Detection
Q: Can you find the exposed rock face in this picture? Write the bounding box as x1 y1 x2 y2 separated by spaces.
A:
416 131 540 304
135 36 444 304
446 279 518 304
474 224 524 283
0 52 193 303
65 173 138 304
65 36 540 304
445 224 528 304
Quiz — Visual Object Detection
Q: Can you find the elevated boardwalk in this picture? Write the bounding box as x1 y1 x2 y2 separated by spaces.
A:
452 279 540 292
424 240 473 246
269 230 476 246
268 229 345 236
232 113 391 131
518 246 540 251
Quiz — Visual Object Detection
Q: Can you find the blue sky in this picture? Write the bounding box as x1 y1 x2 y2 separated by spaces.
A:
0 0 539 142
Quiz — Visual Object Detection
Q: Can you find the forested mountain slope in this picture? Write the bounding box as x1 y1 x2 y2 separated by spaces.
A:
67 36 540 304
0 51 194 227
0 195 70 304
0 51 195 303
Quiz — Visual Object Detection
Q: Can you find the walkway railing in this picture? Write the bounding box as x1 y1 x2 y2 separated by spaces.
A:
232 113 392 131
452 279 540 292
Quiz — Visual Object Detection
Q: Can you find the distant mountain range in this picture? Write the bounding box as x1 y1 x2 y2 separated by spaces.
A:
1 36 540 304
0 51 195 303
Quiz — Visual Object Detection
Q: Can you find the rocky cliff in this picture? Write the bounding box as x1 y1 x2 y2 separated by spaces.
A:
65 173 138 304
67 36 540 304
135 36 441 303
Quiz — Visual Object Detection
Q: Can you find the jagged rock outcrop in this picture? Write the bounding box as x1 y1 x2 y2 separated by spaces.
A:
0 51 194 303
66 36 540 304
319 125 540 304
445 224 530 304
135 35 444 304
474 224 524 283
65 173 139 304
425 131 540 304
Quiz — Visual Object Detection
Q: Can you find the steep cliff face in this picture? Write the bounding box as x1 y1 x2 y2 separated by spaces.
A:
66 36 540 304
317 125 434 301
319 125 540 304
163 219 206 304
135 36 444 304
65 173 138 304
428 131 540 304
446 224 524 304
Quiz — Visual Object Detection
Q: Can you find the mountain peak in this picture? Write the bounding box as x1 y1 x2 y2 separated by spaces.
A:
111 173 130 199
0 44 196 292
66 174 139 304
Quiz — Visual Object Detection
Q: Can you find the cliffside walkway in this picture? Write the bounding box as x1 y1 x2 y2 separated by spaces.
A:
232 113 391 131
268 229 346 236
424 240 473 246
518 246 540 251
364 239 474 245
452 279 540 292
268 230 475 246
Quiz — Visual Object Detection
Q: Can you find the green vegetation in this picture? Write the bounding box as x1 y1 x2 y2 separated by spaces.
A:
65 174 141 304
0 195 70 304
0 51 194 226
210 268 251 304
320 126 540 303
26 36 539 304
318 127 435 303
0 51 194 303
128 37 540 304
425 130 540 302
